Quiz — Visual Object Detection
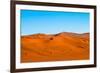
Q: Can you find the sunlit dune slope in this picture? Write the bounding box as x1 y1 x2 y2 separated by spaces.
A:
21 32 90 63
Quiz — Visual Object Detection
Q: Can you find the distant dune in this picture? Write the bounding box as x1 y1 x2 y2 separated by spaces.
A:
21 32 90 63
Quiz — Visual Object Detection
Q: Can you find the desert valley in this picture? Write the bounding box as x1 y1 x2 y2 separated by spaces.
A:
21 32 89 63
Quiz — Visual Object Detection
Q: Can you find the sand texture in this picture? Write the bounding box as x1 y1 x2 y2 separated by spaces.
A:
21 32 90 63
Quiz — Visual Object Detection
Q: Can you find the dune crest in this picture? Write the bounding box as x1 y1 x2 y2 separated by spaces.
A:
21 32 90 63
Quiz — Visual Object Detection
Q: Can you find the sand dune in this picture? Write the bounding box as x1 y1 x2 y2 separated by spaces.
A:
21 32 90 63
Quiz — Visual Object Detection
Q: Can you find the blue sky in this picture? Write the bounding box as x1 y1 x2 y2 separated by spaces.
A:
20 9 90 35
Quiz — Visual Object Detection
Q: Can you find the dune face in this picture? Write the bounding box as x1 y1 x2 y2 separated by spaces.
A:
21 32 90 63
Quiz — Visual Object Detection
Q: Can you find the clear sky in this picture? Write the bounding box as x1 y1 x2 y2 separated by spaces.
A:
20 9 90 35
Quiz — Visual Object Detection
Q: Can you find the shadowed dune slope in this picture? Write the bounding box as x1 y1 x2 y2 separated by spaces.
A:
21 32 90 63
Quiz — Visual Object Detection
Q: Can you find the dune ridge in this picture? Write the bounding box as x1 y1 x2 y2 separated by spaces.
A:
21 32 90 63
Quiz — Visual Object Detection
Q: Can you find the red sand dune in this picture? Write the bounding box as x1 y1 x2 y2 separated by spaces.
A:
21 32 90 63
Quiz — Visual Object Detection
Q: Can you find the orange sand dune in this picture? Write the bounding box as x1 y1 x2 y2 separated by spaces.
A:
21 32 90 63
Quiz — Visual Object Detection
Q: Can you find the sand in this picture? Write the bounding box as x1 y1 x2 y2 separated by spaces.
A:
21 32 90 63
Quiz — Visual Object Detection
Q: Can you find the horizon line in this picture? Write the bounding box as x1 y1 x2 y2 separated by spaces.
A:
21 31 89 36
